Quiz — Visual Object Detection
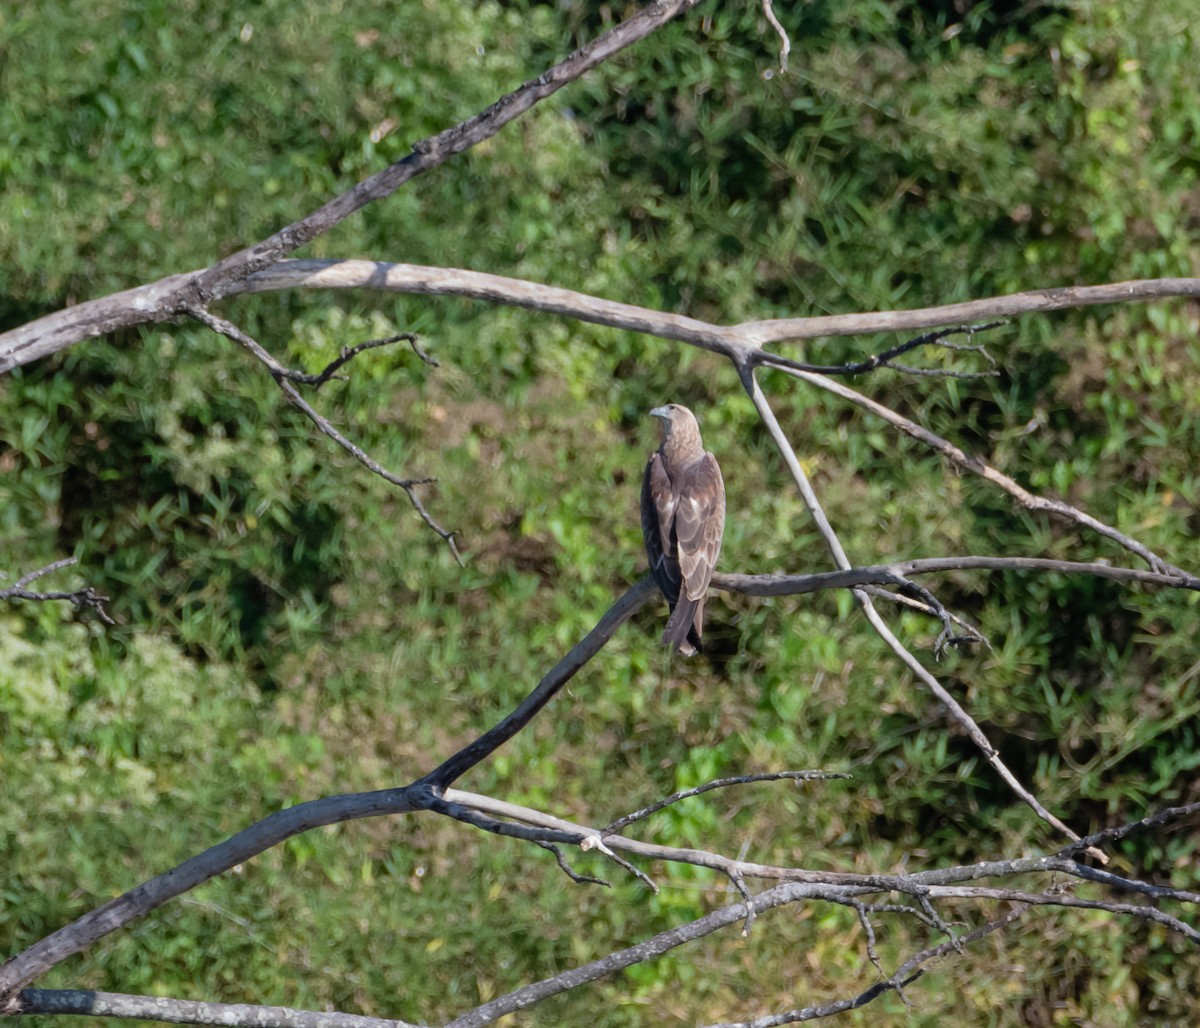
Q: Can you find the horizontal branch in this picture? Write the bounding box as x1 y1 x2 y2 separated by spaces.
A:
736 278 1200 343
7 785 1198 1026
711 556 1200 598
15 991 417 1028
0 557 115 623
7 259 1200 376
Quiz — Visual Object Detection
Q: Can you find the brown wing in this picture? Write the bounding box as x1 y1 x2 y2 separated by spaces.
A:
661 452 724 654
673 452 725 602
641 452 682 604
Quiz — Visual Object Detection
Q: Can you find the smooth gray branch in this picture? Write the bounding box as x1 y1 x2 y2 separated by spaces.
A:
14 991 417 1028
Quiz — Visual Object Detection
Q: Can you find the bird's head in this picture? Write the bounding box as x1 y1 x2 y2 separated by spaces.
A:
649 403 698 441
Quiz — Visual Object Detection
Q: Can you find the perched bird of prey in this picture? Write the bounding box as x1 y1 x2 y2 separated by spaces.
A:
641 403 726 656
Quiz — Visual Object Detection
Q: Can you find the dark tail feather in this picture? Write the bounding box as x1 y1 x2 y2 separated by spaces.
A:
663 597 702 656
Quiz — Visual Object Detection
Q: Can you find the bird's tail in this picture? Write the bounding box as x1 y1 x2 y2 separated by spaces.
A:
663 596 703 656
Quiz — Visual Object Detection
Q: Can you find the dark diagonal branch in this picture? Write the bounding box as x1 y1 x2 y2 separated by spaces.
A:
0 2 704 373
0 557 115 624
0 580 653 1005
419 577 657 789
0 787 424 1008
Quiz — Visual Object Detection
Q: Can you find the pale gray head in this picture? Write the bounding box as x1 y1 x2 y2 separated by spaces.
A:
649 403 700 442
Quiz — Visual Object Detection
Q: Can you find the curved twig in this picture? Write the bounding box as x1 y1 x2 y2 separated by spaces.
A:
187 308 461 560
0 557 115 624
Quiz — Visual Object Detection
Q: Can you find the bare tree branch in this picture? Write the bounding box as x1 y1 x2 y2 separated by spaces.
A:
0 557 115 624
418 577 657 789
184 258 1190 576
441 881 835 1028
286 333 427 389
1057 800 1200 857
759 0 791 74
738 368 1101 856
703 908 1025 1028
0 1 704 372
8 257 1200 377
5 549 1193 1009
216 259 1190 576
735 278 1200 344
2 0 1197 1021
763 362 1185 575
0 582 653 1005
13 991 418 1028
186 308 461 559
0 788 423 1007
600 771 851 837
711 556 1200 598
749 323 1003 378
536 842 611 888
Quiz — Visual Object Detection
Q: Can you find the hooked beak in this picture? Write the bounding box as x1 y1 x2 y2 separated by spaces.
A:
649 406 670 420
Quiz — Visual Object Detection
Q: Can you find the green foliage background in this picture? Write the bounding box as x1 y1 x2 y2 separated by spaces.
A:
2 0 1200 1023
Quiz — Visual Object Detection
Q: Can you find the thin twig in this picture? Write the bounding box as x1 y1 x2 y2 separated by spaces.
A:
433 799 660 891
0 557 115 624
759 0 790 74
187 307 461 561
301 333 425 388
601 771 849 837
704 908 1023 1028
849 900 884 977
1056 800 1200 858
536 842 610 888
859 585 990 654
753 323 1004 378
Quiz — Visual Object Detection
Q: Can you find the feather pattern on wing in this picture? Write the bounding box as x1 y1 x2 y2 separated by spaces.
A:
640 405 726 656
